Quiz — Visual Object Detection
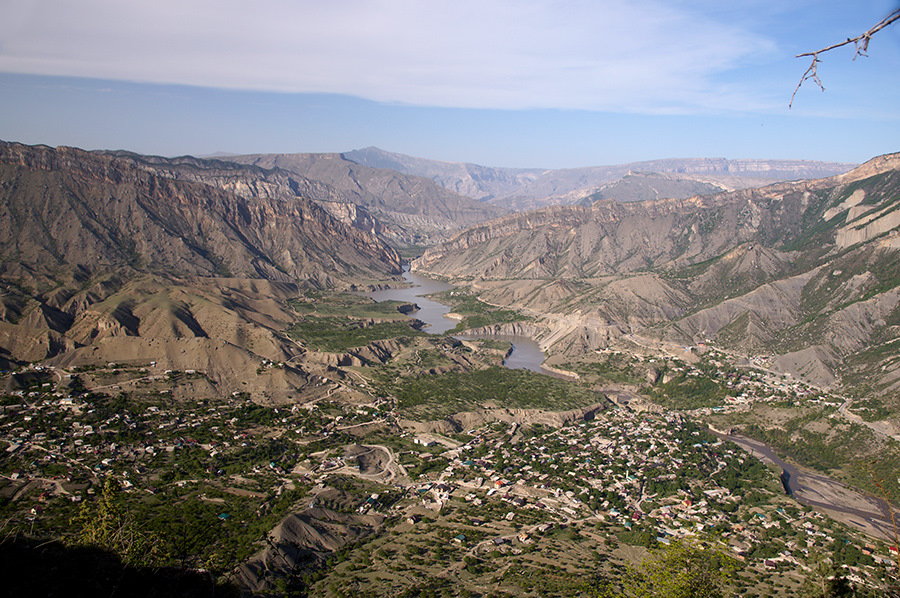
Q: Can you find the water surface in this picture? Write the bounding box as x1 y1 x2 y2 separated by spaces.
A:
368 269 457 334
369 269 549 372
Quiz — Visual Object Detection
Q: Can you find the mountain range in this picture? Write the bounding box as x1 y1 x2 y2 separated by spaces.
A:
3 138 899 598
413 152 900 398
0 139 894 402
0 141 405 397
344 146 857 210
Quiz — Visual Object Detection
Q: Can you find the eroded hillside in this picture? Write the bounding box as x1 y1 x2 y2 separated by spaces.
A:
225 152 506 245
0 141 404 385
413 152 900 397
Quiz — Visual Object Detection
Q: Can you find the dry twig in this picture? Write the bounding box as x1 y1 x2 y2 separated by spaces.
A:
862 461 900 592
790 8 900 108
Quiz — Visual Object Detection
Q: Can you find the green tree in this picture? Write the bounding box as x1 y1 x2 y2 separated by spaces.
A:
621 540 739 598
71 478 160 567
801 558 858 598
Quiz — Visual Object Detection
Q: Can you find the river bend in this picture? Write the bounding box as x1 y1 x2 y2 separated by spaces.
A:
369 269 549 374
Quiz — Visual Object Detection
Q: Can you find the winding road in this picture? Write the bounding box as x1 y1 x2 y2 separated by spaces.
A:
331 444 407 485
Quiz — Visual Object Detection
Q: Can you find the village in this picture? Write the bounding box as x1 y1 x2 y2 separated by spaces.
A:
0 358 897 596
385 412 895 584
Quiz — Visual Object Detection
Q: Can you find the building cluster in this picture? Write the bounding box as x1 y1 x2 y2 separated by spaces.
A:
398 408 895 581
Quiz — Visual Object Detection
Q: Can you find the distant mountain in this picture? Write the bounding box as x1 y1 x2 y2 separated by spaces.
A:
345 147 857 210
578 172 727 205
224 152 506 245
413 152 900 397
343 146 544 202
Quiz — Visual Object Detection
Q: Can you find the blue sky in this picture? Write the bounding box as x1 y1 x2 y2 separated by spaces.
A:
0 0 898 168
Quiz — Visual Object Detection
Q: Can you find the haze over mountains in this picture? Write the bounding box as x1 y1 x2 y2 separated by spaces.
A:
344 146 856 210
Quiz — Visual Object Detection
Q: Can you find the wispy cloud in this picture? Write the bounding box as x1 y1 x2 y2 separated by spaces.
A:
0 0 780 112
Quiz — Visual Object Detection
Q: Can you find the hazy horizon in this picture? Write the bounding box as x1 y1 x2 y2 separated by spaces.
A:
1 1 898 168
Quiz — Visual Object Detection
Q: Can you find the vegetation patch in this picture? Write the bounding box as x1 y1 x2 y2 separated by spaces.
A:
290 290 414 320
569 352 645 385
289 317 425 352
650 371 730 410
430 289 531 333
384 366 602 419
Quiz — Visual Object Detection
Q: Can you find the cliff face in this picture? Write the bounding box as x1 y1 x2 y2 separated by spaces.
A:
225 152 506 244
0 141 403 377
0 142 401 285
413 152 900 396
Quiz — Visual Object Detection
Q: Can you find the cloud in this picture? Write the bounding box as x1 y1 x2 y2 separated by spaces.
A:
0 0 778 112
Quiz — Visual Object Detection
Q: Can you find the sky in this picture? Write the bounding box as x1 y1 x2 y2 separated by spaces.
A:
0 0 898 168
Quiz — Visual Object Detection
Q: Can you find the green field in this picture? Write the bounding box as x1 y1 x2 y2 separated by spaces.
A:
288 290 426 351
290 291 414 319
384 365 603 419
289 317 425 352
429 289 531 333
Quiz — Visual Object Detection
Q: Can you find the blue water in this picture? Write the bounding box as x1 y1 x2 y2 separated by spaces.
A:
368 269 458 334
368 268 547 372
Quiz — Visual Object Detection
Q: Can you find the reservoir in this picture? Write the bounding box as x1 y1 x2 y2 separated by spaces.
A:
472 334 547 374
369 268 549 374
369 269 457 335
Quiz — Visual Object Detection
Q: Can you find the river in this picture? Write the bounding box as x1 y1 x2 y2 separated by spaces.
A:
715 432 897 541
368 268 549 374
368 269 458 335
373 273 897 539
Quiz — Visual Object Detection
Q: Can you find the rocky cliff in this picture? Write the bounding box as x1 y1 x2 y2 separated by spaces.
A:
413 152 900 396
0 141 403 389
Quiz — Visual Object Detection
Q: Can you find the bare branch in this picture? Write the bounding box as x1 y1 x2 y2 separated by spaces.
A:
790 7 900 108
862 461 900 579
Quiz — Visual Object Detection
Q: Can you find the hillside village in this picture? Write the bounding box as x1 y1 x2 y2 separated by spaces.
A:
1 356 897 596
